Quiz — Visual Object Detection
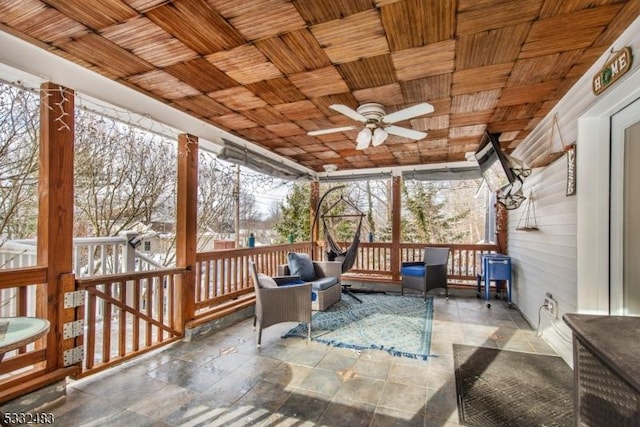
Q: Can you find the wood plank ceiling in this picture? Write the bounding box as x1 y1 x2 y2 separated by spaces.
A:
1 0 638 172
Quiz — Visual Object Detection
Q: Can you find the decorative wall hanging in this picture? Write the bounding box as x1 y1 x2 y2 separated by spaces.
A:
592 47 632 95
531 113 568 168
516 190 539 231
566 143 576 196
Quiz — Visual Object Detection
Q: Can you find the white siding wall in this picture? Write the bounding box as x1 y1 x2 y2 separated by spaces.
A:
507 159 576 363
508 16 640 364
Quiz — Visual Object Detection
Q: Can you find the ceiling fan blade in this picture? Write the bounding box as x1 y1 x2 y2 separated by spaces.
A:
382 102 434 124
308 125 357 136
385 125 427 140
329 104 367 122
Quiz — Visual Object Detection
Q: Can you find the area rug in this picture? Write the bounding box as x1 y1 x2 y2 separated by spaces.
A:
453 344 573 427
283 294 434 360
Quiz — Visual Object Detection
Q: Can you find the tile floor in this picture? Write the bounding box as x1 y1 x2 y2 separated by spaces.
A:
43 294 559 426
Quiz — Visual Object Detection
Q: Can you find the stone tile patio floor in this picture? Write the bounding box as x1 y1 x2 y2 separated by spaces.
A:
47 295 559 426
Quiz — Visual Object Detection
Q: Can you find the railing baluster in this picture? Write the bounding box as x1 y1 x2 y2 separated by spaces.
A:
102 282 112 363
224 258 230 295
86 290 96 370
88 245 95 276
73 245 80 276
113 243 120 274
146 278 152 347
168 274 175 330
133 278 140 352
158 276 164 342
100 245 107 276
119 281 126 357
203 260 209 301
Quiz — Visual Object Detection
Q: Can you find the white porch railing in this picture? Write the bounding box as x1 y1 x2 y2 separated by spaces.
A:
0 232 164 318
2 231 166 274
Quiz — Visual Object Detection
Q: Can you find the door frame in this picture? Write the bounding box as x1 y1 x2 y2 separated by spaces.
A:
577 65 640 314
610 99 640 314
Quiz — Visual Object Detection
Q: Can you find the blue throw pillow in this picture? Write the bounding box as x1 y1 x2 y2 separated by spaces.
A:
287 253 317 282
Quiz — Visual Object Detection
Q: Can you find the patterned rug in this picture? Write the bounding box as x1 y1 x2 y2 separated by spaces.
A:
283 293 435 360
453 344 573 426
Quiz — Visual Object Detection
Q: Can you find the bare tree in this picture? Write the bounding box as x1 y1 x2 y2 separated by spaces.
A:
195 153 236 251
0 83 289 271
73 111 176 237
344 179 390 239
0 84 39 244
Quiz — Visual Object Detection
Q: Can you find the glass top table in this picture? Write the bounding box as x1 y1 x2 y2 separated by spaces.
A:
0 317 50 362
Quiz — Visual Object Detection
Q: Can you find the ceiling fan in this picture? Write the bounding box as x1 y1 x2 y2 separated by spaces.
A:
308 102 434 150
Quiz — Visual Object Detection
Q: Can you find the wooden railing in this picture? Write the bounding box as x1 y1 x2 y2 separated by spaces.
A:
400 243 499 285
75 268 186 376
350 242 393 275
0 267 49 393
4 233 161 276
191 242 498 325
345 242 499 285
192 243 311 323
0 241 499 399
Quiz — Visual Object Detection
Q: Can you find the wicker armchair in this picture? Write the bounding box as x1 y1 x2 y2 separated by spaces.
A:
249 260 312 346
401 247 450 300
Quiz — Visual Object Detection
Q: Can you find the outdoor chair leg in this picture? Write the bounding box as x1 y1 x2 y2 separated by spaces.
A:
342 284 363 303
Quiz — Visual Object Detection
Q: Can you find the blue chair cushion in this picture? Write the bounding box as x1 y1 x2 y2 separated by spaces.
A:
287 252 317 282
310 276 339 291
401 265 426 277
279 279 305 287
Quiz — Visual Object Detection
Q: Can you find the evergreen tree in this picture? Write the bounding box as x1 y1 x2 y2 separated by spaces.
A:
274 183 311 242
402 181 470 243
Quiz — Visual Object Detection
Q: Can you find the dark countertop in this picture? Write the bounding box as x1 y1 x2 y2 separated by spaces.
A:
564 313 640 393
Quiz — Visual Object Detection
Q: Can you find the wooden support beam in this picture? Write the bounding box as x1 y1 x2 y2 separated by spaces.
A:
390 175 401 281
310 180 319 260
37 82 74 373
496 201 508 254
175 134 198 333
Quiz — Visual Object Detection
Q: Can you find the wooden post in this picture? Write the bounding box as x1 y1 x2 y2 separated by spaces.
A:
175 134 198 334
390 175 401 281
496 202 508 254
310 180 320 260
37 82 75 372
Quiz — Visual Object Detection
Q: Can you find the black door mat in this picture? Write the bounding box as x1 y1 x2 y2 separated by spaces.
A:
453 344 574 427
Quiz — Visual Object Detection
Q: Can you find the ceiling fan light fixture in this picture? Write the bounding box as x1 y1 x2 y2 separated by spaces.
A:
372 127 388 146
356 127 372 150
310 102 435 148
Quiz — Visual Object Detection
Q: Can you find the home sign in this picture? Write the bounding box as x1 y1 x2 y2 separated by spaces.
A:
592 47 632 95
